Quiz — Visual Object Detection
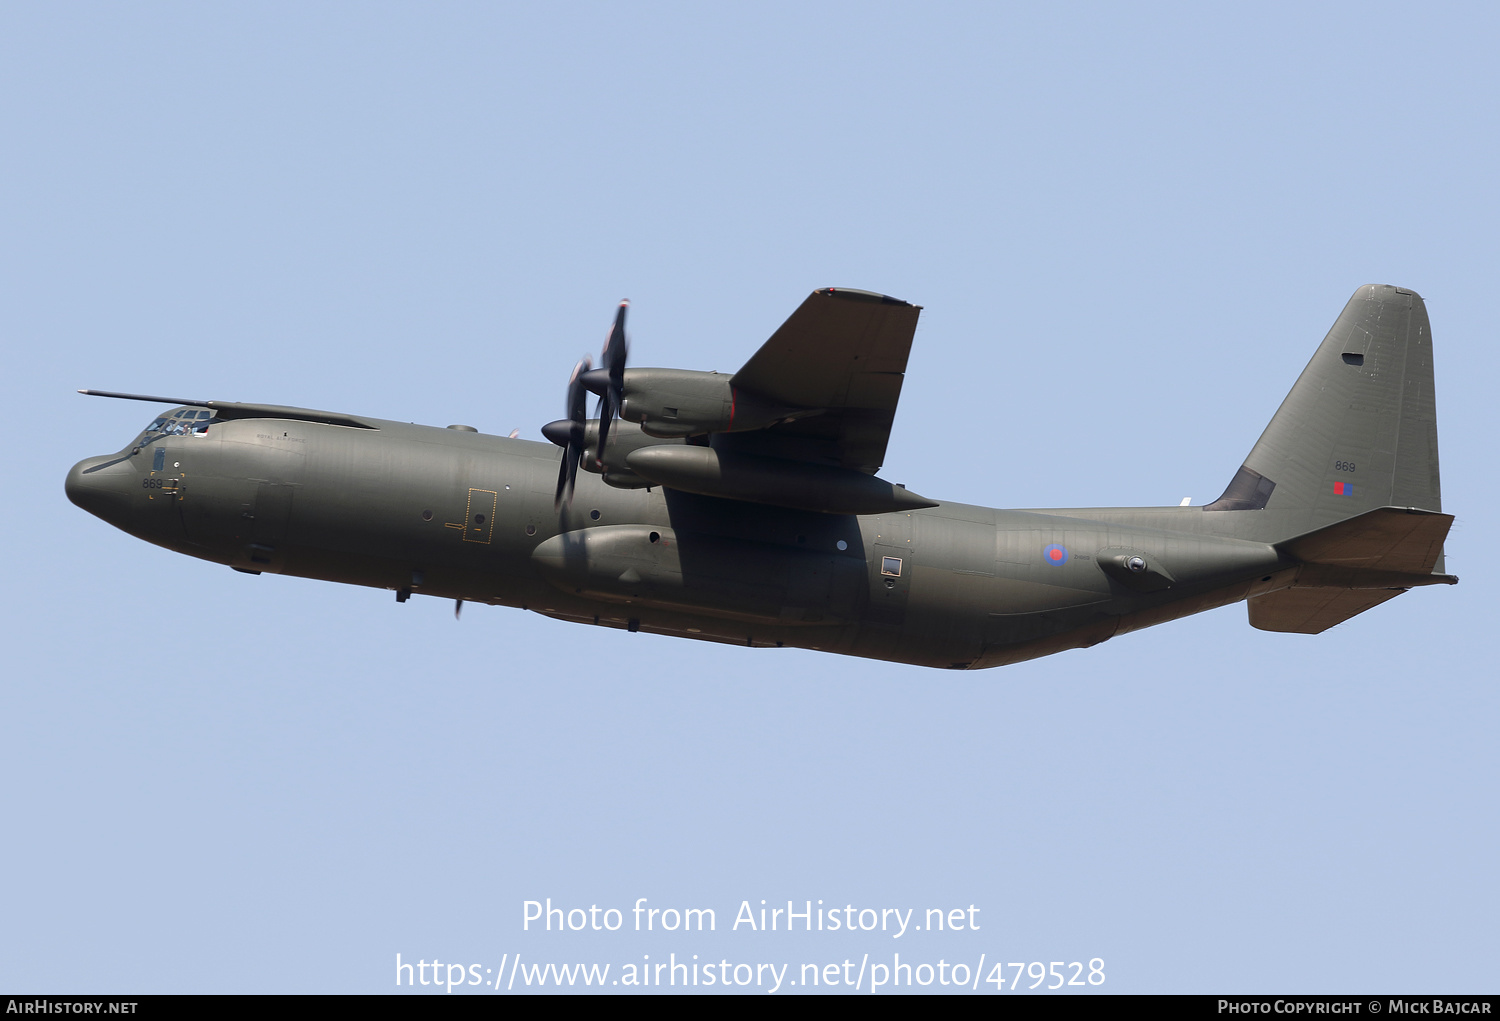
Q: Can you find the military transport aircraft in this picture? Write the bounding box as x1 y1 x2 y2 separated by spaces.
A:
66 284 1455 669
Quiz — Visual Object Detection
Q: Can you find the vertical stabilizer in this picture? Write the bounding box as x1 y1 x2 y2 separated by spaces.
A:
1206 285 1442 542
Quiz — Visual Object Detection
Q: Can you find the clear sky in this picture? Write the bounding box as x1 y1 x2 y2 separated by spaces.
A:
3 2 1495 994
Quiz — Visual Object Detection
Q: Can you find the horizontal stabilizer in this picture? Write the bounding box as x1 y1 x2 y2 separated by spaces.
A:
1278 506 1453 575
1248 587 1405 634
1250 506 1457 633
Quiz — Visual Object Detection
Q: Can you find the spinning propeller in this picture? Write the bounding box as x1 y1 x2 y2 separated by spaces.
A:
581 300 629 465
540 355 592 509
542 301 630 510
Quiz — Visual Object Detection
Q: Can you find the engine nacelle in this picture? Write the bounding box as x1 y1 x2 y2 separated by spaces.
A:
574 420 682 488
618 368 811 438
624 444 938 515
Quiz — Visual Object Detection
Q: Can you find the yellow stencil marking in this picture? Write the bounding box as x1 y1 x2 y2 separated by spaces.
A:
462 488 499 544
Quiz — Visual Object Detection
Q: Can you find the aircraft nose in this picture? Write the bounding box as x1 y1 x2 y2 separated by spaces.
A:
66 453 135 522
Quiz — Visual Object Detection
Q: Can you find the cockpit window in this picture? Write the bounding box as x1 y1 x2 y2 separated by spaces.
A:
136 408 214 446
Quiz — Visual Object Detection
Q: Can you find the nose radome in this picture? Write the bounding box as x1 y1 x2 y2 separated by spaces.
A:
66 454 134 522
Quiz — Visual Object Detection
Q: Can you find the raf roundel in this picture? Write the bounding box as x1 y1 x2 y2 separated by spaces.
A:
1043 542 1070 565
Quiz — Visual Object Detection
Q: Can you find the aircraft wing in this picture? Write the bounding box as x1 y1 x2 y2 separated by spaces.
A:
724 287 921 474
79 390 378 429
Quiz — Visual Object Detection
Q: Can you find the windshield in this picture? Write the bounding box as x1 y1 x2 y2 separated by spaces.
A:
136 407 213 446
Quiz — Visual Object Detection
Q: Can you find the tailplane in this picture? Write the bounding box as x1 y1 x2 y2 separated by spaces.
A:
1248 506 1457 633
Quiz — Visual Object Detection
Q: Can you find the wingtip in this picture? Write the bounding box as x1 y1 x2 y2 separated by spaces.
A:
816 286 912 307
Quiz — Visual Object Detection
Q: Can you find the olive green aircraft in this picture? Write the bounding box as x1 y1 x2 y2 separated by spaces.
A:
67 284 1454 669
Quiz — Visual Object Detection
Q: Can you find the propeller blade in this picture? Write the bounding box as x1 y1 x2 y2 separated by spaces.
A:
596 407 614 468
567 355 591 423
553 355 591 509
543 299 629 502
553 449 572 508
596 300 629 464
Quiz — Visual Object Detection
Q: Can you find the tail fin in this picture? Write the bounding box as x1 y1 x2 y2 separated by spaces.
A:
1205 284 1443 538
1206 284 1455 632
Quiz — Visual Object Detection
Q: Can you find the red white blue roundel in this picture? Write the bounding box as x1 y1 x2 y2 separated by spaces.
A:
1043 542 1070 565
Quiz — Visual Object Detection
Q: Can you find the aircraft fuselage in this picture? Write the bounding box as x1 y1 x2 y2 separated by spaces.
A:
67 412 1291 669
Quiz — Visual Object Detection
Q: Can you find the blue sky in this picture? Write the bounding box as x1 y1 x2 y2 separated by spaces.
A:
3 3 1496 994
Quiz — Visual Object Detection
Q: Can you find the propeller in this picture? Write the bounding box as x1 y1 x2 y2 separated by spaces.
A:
580 300 629 468
541 355 592 509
